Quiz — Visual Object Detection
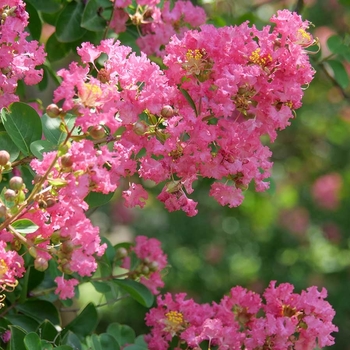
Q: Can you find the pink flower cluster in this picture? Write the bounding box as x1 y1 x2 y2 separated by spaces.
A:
311 172 343 210
121 235 168 294
0 0 45 108
53 10 315 216
110 0 206 57
0 240 24 288
145 282 338 350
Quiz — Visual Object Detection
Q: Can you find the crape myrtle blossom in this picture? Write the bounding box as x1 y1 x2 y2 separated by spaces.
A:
120 236 168 294
145 282 338 350
52 10 315 217
0 0 45 108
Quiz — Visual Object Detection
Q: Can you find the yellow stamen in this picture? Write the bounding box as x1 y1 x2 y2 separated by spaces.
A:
79 83 102 107
162 310 185 336
0 259 8 278
249 48 272 67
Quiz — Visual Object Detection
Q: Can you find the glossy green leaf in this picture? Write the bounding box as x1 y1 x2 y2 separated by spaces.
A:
134 335 148 347
16 300 60 325
88 333 120 350
36 320 59 343
85 191 114 208
0 131 20 161
123 345 148 350
25 2 42 41
61 331 82 350
41 113 77 145
6 315 39 333
9 325 27 350
81 0 108 32
179 88 198 117
54 346 74 350
107 323 135 346
56 2 87 43
91 281 111 293
38 65 49 91
1 102 42 156
30 140 57 160
12 219 39 234
327 60 350 89
327 35 350 61
46 33 71 62
113 279 154 307
24 332 42 350
26 0 62 13
63 303 98 339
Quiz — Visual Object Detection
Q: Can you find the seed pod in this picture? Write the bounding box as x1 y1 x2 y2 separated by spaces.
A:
61 155 73 168
133 121 148 135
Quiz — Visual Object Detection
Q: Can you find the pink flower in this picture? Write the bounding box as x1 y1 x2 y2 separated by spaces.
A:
122 183 148 208
54 277 79 300
311 172 343 210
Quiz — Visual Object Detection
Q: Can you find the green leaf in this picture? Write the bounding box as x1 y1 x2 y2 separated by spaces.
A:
113 279 154 307
61 331 82 350
41 113 77 145
123 345 148 350
1 102 42 156
63 303 98 339
25 2 42 41
91 281 111 293
16 300 60 325
85 191 114 208
36 320 59 343
26 0 62 13
24 332 42 350
179 88 198 117
12 219 39 234
55 346 74 350
46 33 71 62
327 35 350 61
56 2 87 43
134 335 148 347
327 60 350 89
9 325 27 350
0 131 20 161
30 140 57 160
107 323 135 347
88 334 120 350
6 315 39 333
81 0 108 32
38 65 49 91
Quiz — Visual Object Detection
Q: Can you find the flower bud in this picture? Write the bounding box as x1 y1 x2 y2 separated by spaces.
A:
17 190 26 203
0 150 10 166
133 121 148 135
0 203 6 218
161 105 174 119
149 261 159 271
61 155 73 168
9 176 23 190
4 189 16 202
46 104 61 118
89 125 106 140
116 247 128 259
141 266 150 275
28 246 37 258
34 257 48 271
61 240 74 254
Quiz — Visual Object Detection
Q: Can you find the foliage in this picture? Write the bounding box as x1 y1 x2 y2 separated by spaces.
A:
0 0 348 349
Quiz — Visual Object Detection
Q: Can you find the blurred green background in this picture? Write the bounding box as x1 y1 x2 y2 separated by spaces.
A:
83 1 350 349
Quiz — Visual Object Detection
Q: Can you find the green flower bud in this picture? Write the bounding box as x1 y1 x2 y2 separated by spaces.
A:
9 176 23 190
